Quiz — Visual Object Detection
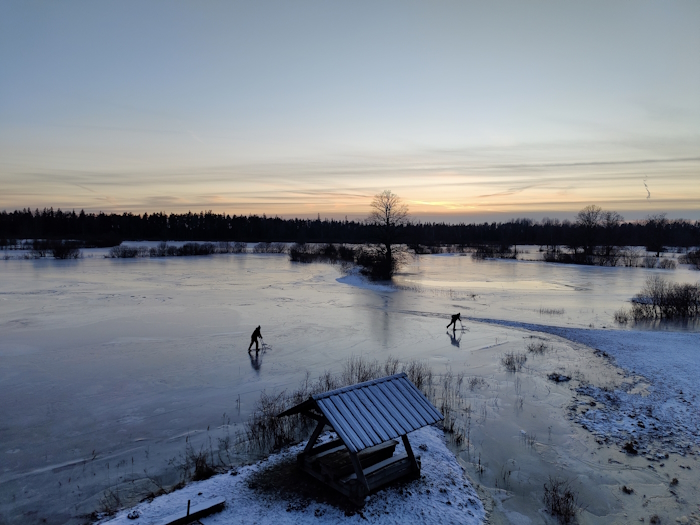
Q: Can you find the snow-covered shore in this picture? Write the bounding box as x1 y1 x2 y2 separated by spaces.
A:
99 426 485 525
472 318 700 455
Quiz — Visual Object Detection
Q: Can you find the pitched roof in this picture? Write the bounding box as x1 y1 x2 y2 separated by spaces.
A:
279 373 443 453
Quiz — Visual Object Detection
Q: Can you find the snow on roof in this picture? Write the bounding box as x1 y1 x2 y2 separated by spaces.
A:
280 373 443 453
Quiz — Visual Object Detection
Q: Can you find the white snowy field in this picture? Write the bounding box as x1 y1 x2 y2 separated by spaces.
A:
99 426 485 525
1 251 699 524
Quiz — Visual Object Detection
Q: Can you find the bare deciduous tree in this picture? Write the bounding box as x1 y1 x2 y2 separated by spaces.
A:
362 190 410 278
576 204 603 256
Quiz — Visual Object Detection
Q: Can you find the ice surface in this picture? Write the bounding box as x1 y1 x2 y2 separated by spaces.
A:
1 251 698 524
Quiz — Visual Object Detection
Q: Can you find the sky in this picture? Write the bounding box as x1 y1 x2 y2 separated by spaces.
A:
1 1 699 223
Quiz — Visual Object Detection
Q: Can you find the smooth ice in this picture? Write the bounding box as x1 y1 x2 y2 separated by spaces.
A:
1 250 698 524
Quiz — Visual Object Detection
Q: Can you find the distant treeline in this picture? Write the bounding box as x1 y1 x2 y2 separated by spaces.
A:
1 207 699 250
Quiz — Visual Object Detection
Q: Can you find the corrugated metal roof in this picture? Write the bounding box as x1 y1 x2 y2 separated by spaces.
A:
310 373 443 453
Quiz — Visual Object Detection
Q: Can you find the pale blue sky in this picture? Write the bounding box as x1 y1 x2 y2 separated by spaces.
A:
1 1 698 221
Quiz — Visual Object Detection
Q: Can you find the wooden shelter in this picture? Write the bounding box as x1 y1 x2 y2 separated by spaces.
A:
277 373 443 504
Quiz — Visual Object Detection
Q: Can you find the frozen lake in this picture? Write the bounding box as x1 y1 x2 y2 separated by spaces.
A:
1 251 698 524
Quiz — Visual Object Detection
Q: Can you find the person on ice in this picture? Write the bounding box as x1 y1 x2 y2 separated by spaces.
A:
446 312 462 331
248 325 262 352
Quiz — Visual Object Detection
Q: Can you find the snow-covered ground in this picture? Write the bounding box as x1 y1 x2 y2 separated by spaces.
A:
99 426 485 525
473 319 700 455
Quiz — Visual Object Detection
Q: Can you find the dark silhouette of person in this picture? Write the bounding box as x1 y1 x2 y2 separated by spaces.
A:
248 325 262 352
446 313 462 331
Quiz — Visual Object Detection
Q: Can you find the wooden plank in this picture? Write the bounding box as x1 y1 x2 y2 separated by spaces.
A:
304 443 346 464
303 420 326 455
301 410 325 422
366 458 415 491
316 440 397 480
348 451 370 492
339 453 408 483
155 497 226 525
304 438 343 458
402 434 419 473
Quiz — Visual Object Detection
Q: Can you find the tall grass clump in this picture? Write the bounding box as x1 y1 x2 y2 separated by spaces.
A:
613 308 630 324
526 341 551 354
543 476 584 523
501 352 527 372
538 308 564 315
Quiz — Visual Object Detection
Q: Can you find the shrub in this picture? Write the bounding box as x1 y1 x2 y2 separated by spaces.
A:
51 241 82 259
289 243 357 264
501 352 527 372
472 244 516 260
526 341 550 354
631 276 700 319
177 242 216 256
620 248 642 267
679 249 700 270
108 245 139 258
613 308 630 324
231 241 247 253
149 242 169 257
31 239 51 257
642 256 657 268
355 246 394 279
288 243 317 263
543 476 583 523
658 258 676 270
253 242 287 254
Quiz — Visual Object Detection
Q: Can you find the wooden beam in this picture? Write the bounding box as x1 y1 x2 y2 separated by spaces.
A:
155 497 225 525
340 453 408 483
303 420 326 455
348 451 370 493
401 434 419 473
301 410 325 422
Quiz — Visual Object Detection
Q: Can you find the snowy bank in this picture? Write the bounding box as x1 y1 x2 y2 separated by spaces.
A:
473 318 700 455
100 426 484 525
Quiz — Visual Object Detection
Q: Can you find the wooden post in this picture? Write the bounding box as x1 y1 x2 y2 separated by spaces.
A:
349 451 370 493
303 420 326 455
402 434 419 473
186 500 190 516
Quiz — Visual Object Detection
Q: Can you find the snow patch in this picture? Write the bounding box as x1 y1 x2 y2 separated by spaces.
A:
336 269 397 293
473 318 700 454
100 426 484 525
